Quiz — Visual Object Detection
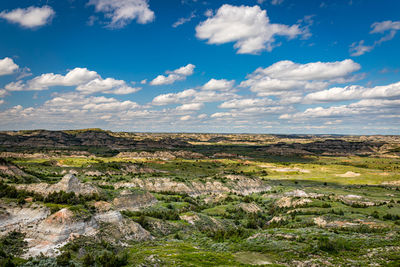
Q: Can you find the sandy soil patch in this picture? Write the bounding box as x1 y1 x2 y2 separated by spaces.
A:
382 180 400 185
258 164 274 168
336 171 360 177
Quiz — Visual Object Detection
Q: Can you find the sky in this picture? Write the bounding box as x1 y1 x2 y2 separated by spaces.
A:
0 0 399 134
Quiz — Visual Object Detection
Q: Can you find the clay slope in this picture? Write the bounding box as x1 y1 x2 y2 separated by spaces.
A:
114 175 272 197
16 174 100 196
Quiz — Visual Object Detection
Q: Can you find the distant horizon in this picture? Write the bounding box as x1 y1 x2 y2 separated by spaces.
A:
1 128 398 137
0 0 399 134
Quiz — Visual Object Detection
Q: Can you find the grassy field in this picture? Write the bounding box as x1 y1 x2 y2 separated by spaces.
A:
1 146 400 266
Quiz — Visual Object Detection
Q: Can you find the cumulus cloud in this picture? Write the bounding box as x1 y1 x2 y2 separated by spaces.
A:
202 78 235 91
176 102 204 111
304 81 400 102
0 92 141 127
257 59 360 81
350 20 400 56
4 67 139 95
192 90 238 103
76 78 140 94
0 57 19 76
211 112 232 118
151 88 237 106
88 0 155 28
0 100 4 105
150 64 195 85
219 98 274 109
28 68 99 90
0 6 54 28
180 115 191 121
240 59 360 96
281 98 400 120
152 89 197 105
195 4 305 54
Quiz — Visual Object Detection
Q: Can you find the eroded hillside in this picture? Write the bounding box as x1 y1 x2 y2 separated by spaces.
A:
0 130 399 266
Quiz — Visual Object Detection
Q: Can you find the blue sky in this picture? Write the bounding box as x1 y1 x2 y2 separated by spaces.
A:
0 0 399 134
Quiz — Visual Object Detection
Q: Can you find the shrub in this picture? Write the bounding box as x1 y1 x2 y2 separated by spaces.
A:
316 236 353 253
207 227 249 242
0 231 27 257
371 210 380 219
56 251 71 266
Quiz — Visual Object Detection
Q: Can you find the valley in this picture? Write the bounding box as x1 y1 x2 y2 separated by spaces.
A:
0 130 399 266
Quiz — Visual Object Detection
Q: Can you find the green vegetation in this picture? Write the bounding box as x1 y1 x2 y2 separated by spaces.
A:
0 133 400 266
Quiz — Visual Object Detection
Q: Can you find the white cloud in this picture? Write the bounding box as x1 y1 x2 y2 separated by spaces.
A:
204 9 213 17
0 100 4 105
0 92 144 130
4 67 139 95
241 59 360 96
192 90 238 103
151 88 237 106
4 81 26 91
370 20 400 33
180 115 192 121
0 57 19 76
88 0 155 28
150 64 195 85
27 68 99 90
211 112 232 118
0 6 54 28
195 4 304 54
304 81 400 102
202 78 235 91
152 89 197 105
198 113 207 119
172 12 196 28
76 78 140 95
172 64 195 76
350 40 373 56
281 99 400 120
176 102 204 111
350 20 400 56
257 59 360 81
219 98 273 109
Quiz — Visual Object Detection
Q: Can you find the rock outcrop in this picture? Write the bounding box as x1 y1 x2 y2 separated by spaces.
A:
0 201 152 258
113 190 158 211
116 150 205 160
16 174 100 196
0 158 32 178
114 175 271 197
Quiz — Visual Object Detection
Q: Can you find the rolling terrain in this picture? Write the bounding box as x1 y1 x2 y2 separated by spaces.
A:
0 130 399 266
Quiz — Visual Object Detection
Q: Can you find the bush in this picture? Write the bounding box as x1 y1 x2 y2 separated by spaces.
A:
0 231 27 257
207 227 249 242
383 213 400 221
43 191 104 205
96 251 128 267
372 210 380 219
56 251 71 266
316 236 354 254
0 182 34 200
